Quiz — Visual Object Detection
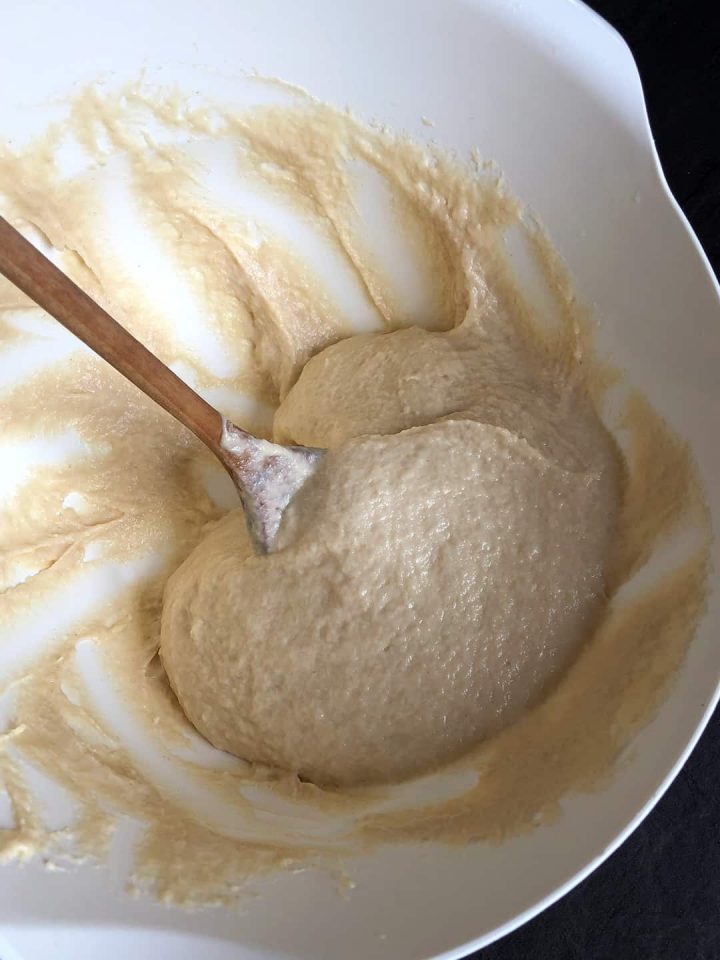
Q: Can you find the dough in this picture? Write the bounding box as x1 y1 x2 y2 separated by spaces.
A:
160 324 620 786
0 80 708 896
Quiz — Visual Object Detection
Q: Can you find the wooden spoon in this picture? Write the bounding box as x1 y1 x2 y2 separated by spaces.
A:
0 214 323 553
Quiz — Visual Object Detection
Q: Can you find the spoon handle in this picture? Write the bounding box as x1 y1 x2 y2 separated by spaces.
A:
0 214 223 453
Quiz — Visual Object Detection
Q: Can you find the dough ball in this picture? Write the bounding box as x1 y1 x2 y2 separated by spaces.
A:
160 418 613 786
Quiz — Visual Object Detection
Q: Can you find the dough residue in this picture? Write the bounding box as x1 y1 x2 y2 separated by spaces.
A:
0 79 711 904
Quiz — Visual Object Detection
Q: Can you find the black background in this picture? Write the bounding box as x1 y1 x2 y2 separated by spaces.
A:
473 2 720 958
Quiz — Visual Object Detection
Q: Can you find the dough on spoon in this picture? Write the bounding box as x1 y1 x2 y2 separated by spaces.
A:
161 331 619 786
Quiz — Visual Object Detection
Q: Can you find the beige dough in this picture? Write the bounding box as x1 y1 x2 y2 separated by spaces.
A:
0 82 709 901
160 322 620 786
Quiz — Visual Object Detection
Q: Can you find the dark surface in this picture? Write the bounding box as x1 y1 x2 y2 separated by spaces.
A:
473 2 720 959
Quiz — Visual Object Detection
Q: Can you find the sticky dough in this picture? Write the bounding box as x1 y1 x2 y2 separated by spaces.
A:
160 321 620 786
0 81 708 900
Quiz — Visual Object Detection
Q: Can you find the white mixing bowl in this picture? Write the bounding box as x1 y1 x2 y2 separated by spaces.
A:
1 1 719 957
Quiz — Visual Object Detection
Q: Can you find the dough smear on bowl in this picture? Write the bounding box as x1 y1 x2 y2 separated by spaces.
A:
160 321 621 786
0 79 708 902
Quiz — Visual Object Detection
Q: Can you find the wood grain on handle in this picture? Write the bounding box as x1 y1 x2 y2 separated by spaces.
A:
0 214 223 453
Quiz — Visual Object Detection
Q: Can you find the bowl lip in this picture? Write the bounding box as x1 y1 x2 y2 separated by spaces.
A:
434 3 720 957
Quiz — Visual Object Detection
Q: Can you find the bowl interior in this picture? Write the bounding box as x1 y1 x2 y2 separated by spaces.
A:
1 1 719 958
